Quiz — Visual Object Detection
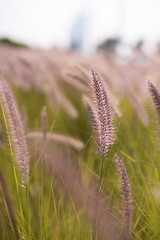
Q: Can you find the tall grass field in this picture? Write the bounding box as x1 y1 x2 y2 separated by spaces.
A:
0 43 160 240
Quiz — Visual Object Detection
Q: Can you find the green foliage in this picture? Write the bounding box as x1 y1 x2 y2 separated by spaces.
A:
0 38 28 48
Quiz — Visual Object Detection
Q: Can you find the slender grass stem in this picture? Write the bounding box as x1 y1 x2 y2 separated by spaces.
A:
99 155 104 193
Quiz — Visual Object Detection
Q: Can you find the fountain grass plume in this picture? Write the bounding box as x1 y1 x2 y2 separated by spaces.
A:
90 68 115 158
148 79 160 123
115 154 133 240
0 74 30 186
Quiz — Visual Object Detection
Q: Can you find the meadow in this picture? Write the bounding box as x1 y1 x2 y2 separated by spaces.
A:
0 43 160 240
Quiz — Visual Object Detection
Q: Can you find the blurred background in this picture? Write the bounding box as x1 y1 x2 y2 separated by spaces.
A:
0 0 160 54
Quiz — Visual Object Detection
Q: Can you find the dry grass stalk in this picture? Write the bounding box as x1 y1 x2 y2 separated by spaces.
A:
0 168 17 235
0 74 30 186
41 106 47 142
115 154 133 240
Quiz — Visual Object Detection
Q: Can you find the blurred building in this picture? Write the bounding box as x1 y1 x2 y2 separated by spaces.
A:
70 13 86 51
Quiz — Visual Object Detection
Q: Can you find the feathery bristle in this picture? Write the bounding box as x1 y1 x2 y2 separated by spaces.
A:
90 68 115 157
83 95 100 147
115 154 133 240
0 74 30 186
148 80 160 123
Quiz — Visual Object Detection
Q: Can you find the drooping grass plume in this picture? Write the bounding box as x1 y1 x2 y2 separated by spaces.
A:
89 68 115 158
28 132 84 150
115 154 133 240
148 79 160 123
39 146 121 240
103 54 149 126
75 66 91 86
0 74 30 186
65 72 87 91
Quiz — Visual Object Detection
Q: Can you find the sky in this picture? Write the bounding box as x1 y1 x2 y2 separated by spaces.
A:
0 0 160 52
